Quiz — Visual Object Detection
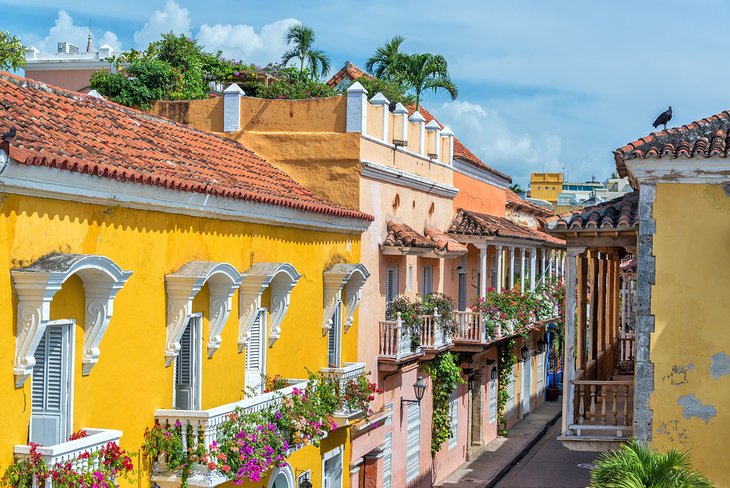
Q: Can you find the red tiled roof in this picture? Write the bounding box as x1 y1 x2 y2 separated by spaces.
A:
448 209 564 245
408 106 512 183
550 192 638 232
326 62 372 88
505 189 554 219
0 73 372 223
424 225 468 254
383 220 437 249
614 110 730 178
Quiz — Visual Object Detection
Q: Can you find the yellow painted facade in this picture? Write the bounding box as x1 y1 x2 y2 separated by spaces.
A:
651 183 730 486
0 193 363 487
529 172 563 204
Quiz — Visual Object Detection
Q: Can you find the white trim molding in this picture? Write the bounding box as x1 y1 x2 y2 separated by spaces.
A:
360 160 459 198
165 262 242 364
11 253 132 386
239 263 301 349
0 160 371 234
453 159 511 190
323 264 370 334
625 157 730 185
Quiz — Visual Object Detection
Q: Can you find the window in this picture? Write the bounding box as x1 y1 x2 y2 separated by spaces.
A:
383 432 393 488
31 320 74 446
488 378 498 423
406 403 420 482
175 314 202 410
245 308 267 395
327 305 342 368
457 272 467 311
323 447 343 488
386 266 398 307
422 266 433 298
407 265 413 292
537 352 544 396
448 396 458 449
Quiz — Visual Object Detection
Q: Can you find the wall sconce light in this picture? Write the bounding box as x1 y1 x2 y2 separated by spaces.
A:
490 366 498 381
401 376 427 407
299 479 313 488
520 345 530 361
468 374 480 390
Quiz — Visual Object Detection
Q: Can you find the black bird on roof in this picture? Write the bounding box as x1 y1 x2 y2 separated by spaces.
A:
2 127 16 142
652 106 672 130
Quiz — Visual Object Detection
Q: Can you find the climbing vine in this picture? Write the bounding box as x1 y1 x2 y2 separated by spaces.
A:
423 352 464 453
497 339 517 436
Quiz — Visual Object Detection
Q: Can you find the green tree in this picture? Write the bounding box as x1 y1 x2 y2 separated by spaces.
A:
509 184 524 194
365 35 405 79
356 77 414 106
0 31 26 72
589 439 714 488
281 25 331 80
395 52 458 110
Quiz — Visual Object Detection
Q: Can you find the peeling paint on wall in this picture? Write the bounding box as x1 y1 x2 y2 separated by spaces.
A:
655 419 688 445
710 352 730 378
661 363 694 385
677 394 717 424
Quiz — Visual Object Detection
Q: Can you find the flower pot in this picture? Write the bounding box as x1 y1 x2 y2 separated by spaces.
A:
546 386 560 402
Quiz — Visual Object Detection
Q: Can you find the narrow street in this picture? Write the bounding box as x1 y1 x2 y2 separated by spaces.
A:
493 422 598 488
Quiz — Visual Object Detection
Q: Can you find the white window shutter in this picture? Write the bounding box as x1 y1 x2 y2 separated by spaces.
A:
507 364 516 418
488 378 498 423
537 352 544 395
406 403 420 482
386 266 398 306
31 324 70 445
245 309 266 395
175 318 199 410
383 432 393 488
448 397 458 449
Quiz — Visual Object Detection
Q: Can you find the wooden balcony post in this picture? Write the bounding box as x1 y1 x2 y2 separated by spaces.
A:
577 253 588 371
561 247 584 436
496 245 504 293
589 251 599 366
509 246 516 289
520 247 526 290
597 254 607 356
530 248 537 292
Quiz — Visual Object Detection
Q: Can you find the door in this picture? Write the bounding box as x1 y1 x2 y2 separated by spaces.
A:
323 449 343 488
522 357 532 416
176 315 201 410
406 403 420 482
458 272 467 311
31 321 73 446
245 308 267 395
328 304 341 368
421 266 433 298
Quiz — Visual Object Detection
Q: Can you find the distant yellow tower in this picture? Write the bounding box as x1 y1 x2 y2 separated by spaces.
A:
530 172 563 204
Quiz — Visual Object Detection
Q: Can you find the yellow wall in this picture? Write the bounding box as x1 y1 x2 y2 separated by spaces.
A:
530 173 563 204
651 183 730 486
0 193 361 486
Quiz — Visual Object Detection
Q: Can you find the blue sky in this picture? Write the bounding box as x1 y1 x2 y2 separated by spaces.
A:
6 0 730 187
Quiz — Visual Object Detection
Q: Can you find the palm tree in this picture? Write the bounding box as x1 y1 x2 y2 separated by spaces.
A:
365 35 405 79
281 24 331 80
589 439 714 488
395 53 458 110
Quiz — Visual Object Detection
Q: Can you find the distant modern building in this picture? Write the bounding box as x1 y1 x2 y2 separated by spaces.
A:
24 32 114 93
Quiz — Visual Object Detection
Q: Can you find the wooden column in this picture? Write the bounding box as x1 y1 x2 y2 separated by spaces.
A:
530 248 537 292
577 252 588 372
561 247 585 436
597 254 607 356
613 256 621 345
509 246 516 289
589 251 599 367
520 247 526 291
605 253 616 363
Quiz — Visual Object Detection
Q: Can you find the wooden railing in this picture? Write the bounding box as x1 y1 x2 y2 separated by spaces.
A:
453 311 484 341
619 335 635 363
379 315 419 360
570 380 633 438
418 311 450 350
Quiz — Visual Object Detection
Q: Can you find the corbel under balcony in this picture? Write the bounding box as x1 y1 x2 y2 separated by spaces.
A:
322 264 370 334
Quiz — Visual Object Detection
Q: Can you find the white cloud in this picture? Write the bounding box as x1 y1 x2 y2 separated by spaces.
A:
196 18 301 66
32 10 122 54
133 0 191 48
435 100 563 185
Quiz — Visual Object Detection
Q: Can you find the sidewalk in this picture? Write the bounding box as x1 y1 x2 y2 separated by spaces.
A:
436 401 563 488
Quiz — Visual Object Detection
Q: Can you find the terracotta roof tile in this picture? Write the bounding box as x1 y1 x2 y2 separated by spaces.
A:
423 225 468 254
0 73 372 222
383 220 437 248
407 105 512 183
448 209 564 245
326 62 372 88
505 189 555 218
614 110 730 178
550 192 638 232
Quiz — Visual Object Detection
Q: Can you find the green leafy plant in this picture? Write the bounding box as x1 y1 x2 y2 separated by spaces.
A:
263 374 289 393
589 439 714 488
386 295 423 350
424 352 464 453
497 339 517 436
258 67 338 100
143 421 203 487
341 372 381 419
0 31 25 72
423 292 457 337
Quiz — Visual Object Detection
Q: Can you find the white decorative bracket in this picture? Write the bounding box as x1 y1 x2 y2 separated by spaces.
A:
322 264 370 335
11 254 132 386
239 263 301 350
165 261 242 364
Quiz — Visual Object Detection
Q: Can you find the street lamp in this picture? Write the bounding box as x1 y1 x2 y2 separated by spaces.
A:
401 376 427 407
468 374 479 390
520 345 529 361
490 366 498 381
299 478 313 488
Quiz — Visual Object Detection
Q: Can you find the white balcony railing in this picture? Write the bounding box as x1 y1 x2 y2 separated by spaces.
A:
153 380 308 487
321 362 367 420
379 314 421 360
418 311 451 350
453 311 485 342
14 428 123 487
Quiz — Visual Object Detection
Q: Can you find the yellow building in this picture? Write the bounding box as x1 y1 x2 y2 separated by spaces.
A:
0 73 374 488
529 172 563 204
549 110 730 487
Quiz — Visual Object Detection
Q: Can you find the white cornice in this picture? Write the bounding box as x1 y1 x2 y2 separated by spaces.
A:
360 160 459 198
453 159 510 190
626 157 730 185
0 160 370 234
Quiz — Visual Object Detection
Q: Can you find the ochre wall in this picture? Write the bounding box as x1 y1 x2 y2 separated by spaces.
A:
651 183 730 486
529 172 562 204
453 171 507 217
0 193 361 486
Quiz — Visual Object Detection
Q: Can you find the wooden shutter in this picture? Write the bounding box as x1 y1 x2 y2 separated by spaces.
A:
488 378 498 423
386 266 398 307
31 323 71 446
537 352 544 395
422 266 433 297
448 396 458 449
245 309 266 395
327 305 341 368
507 364 516 418
383 432 392 488
176 317 200 409
406 403 420 482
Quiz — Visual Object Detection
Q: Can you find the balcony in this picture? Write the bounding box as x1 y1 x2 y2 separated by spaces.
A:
14 428 123 487
152 380 308 488
378 315 423 370
321 362 368 423
417 312 452 358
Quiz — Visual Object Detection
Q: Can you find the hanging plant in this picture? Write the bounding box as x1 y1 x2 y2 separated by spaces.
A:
423 352 464 453
386 295 423 349
423 293 457 337
497 339 517 436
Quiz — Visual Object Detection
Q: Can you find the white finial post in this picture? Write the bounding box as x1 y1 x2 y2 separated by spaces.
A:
346 82 368 134
392 103 408 147
223 84 245 133
441 126 455 164
369 92 390 142
409 111 426 155
425 120 441 160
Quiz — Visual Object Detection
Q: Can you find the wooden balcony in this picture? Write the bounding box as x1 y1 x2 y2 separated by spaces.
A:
451 311 550 351
378 315 423 370
418 312 452 358
14 428 123 488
